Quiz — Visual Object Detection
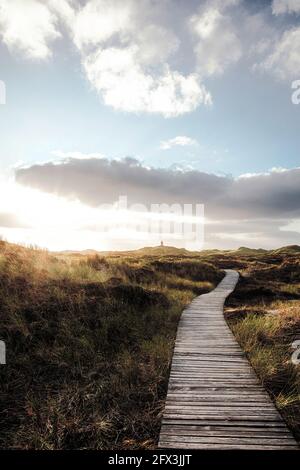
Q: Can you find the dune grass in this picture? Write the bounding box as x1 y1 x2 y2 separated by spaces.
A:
0 241 223 450
223 251 300 442
1 241 299 447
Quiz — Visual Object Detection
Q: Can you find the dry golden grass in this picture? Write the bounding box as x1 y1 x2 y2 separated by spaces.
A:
2 240 299 447
0 240 223 450
222 250 300 442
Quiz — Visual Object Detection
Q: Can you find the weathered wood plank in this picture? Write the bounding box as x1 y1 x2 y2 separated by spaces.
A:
160 442 298 450
160 435 297 445
158 270 299 450
160 425 292 436
162 419 288 427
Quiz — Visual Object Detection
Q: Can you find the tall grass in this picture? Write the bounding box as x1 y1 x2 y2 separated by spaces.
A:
224 252 300 442
0 241 223 449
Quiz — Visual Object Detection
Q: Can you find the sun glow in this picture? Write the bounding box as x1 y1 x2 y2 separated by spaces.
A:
0 178 110 250
0 179 204 251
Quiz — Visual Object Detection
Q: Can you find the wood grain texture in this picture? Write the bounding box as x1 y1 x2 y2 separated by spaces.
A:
158 270 299 450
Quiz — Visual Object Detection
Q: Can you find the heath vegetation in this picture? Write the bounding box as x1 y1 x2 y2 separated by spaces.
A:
0 241 222 450
1 240 299 448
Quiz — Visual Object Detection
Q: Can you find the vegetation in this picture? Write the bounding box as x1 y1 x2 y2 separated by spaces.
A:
0 240 223 450
205 246 300 442
1 240 299 448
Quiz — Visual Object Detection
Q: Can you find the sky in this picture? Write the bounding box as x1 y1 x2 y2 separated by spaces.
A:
1 0 300 251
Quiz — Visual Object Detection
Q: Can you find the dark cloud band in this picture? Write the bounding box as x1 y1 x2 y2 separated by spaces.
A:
15 157 300 220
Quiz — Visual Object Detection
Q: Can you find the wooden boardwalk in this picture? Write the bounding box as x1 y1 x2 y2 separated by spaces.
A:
159 270 298 450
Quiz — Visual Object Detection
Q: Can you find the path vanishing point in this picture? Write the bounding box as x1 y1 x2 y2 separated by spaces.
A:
159 269 299 450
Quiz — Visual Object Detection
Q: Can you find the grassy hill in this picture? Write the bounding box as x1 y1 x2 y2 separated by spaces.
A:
236 246 268 255
57 243 300 259
57 245 196 259
272 245 300 255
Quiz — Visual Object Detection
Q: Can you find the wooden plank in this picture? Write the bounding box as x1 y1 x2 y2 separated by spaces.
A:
160 442 298 450
162 419 288 427
160 435 297 445
163 414 282 421
158 270 299 450
160 425 293 436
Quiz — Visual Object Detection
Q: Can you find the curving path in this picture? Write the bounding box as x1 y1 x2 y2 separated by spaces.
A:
158 270 298 450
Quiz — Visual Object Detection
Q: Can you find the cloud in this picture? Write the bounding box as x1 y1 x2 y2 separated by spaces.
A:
256 26 300 80
72 0 134 51
160 136 198 150
14 156 230 209
190 0 242 76
83 46 211 117
14 156 300 248
0 0 298 113
272 0 300 15
48 0 76 29
51 150 106 161
75 0 211 116
0 0 62 59
15 156 300 221
0 0 214 116
205 218 300 249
